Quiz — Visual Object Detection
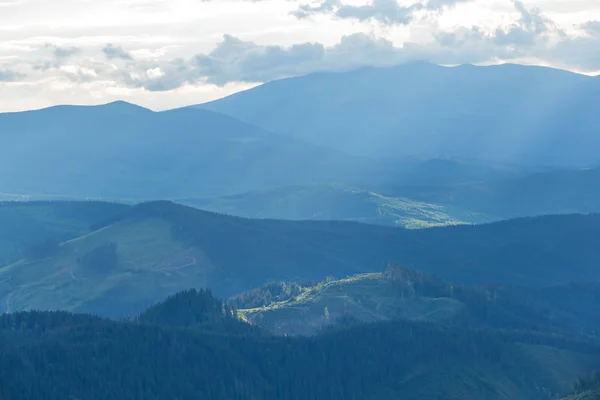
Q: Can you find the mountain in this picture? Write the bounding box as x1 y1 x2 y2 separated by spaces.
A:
178 184 472 228
0 102 393 199
233 265 600 336
2 201 600 317
0 201 128 265
198 63 600 167
389 166 600 220
1 294 599 400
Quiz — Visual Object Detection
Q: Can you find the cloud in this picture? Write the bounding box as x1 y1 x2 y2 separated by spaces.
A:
293 0 472 25
6 1 600 95
50 45 81 59
492 1 563 47
582 20 600 37
424 0 471 10
294 0 419 24
103 44 133 60
0 70 24 82
0 0 28 6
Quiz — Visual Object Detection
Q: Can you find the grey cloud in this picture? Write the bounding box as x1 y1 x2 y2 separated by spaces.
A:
294 0 420 25
582 20 600 37
41 44 80 62
103 44 133 60
53 46 80 59
0 70 24 82
549 35 600 71
293 0 473 25
336 0 419 25
432 3 600 71
492 1 560 47
194 34 326 85
424 0 471 10
33 61 59 71
292 0 339 19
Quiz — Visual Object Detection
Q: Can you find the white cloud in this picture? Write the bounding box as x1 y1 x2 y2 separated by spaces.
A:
1 0 600 110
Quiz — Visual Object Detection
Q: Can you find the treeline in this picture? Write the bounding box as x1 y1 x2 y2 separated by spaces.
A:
135 289 261 335
1 290 599 400
229 281 308 309
383 264 598 334
573 371 600 394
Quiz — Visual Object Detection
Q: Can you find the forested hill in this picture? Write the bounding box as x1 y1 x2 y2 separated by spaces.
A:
2 201 600 317
1 290 600 400
115 201 600 287
0 201 129 265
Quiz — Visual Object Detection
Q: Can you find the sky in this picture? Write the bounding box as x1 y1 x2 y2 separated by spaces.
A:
0 0 599 112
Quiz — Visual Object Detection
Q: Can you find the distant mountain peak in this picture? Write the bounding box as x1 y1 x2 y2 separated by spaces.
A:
98 100 152 113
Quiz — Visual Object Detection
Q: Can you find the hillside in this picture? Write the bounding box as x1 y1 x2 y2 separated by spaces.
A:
179 184 472 228
2 201 600 317
0 102 392 199
562 390 600 400
388 166 600 220
179 165 600 226
198 63 600 167
234 266 600 336
1 294 600 400
561 372 600 400
0 201 128 265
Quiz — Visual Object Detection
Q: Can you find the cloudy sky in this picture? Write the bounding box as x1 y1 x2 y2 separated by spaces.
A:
0 0 599 112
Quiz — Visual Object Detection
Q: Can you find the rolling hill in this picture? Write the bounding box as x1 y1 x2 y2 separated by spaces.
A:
389 166 600 220
198 63 600 167
0 201 128 265
1 292 600 400
179 165 600 227
178 184 473 228
2 201 600 317
234 266 600 336
0 101 393 199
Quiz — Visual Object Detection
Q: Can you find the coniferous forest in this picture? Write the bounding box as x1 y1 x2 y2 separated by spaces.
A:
0 289 598 400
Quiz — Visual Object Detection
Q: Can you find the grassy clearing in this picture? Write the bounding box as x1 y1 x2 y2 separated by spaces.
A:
240 273 464 336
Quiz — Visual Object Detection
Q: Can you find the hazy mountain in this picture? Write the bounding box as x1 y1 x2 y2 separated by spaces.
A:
178 184 471 229
2 201 600 317
391 166 600 220
198 63 600 167
0 101 393 199
179 165 600 228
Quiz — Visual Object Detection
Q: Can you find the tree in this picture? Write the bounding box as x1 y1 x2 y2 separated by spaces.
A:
24 238 61 260
78 243 118 273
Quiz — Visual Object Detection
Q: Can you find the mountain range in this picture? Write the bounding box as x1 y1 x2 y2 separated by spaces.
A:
199 63 600 167
0 102 390 199
3 62 600 399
